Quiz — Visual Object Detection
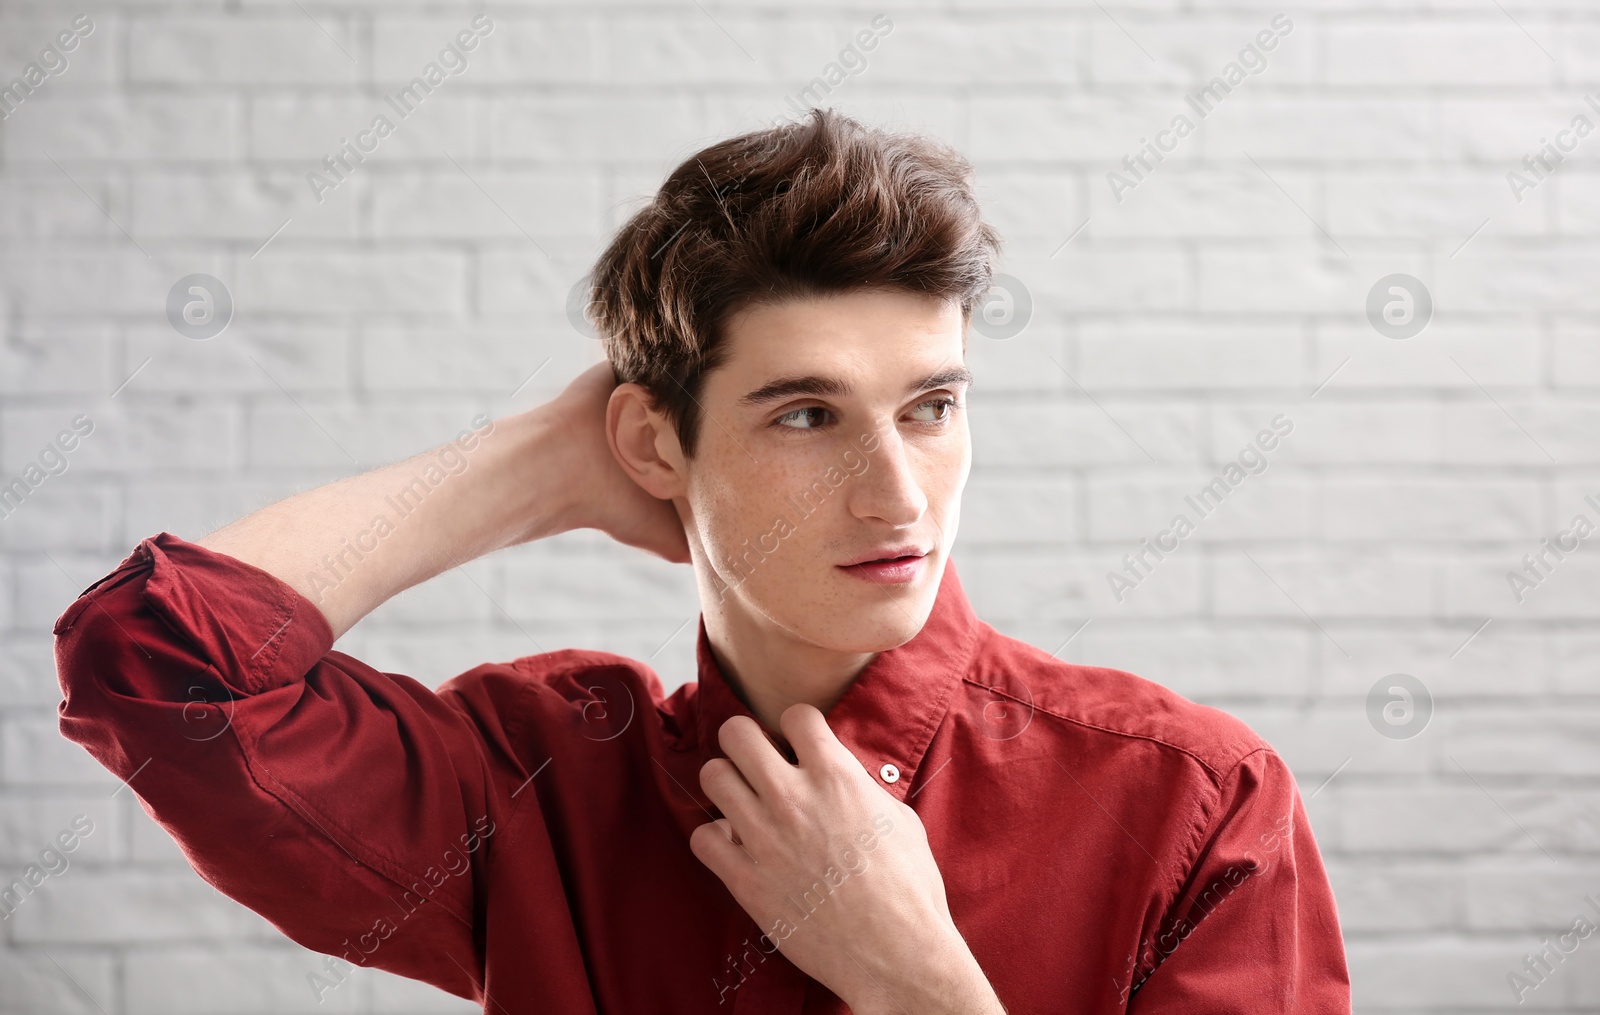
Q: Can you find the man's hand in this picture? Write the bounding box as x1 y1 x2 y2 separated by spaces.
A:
690 704 1005 1015
544 361 691 564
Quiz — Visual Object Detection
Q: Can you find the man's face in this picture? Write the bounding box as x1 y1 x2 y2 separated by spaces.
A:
679 288 971 654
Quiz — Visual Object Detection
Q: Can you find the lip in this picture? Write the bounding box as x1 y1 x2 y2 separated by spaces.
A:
837 547 929 585
839 544 928 568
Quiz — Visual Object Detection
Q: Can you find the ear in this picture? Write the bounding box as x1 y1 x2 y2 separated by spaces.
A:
606 383 689 500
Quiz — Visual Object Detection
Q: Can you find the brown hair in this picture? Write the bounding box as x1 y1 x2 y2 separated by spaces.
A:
586 107 1002 458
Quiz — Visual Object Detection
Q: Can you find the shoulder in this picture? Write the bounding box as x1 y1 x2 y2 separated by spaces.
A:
429 647 668 740
966 624 1271 785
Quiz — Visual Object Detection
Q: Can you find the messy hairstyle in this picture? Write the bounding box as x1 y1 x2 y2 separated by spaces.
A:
585 107 1003 458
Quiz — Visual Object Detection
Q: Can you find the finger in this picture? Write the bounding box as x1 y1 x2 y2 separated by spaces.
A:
689 817 753 876
778 702 857 773
717 714 793 802
698 756 760 827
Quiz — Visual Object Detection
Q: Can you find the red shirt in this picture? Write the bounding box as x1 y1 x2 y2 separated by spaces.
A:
54 532 1350 1013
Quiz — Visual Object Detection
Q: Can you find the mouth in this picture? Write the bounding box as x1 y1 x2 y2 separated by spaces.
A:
837 548 929 585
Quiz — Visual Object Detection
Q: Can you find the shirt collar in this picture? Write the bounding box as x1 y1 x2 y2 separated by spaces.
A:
689 559 985 802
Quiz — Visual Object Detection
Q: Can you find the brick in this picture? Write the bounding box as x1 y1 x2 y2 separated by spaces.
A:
233 250 467 316
123 321 351 395
0 635 65 707
969 97 1189 162
1323 860 1458 933
1318 477 1538 542
1209 401 1435 464
1089 18 1311 88
1551 632 1600 696
1086 472 1312 542
970 169 1085 244
360 560 495 628
1442 553 1600 620
1223 704 1406 775
128 16 360 84
1203 98 1432 161
1066 622 1312 698
0 175 120 238
0 403 237 477
1197 247 1428 314
970 399 1200 467
130 170 361 240
347 626 578 690
122 477 320 547
0 949 117 1015
13 870 273 943
1019 246 1192 315
499 542 698 623
0 327 114 395
1092 164 1317 238
244 402 488 470
1336 787 1576 855
476 250 590 317
1462 863 1600 929
958 472 1080 545
1347 938 1558 1008
1318 625 1550 697
370 170 602 240
250 95 477 163
1441 707 1600 777
1440 246 1600 313
379 15 594 84
1312 323 1541 390
1326 170 1545 238
850 17 1078 85
1326 23 1555 86
1439 96 1598 162
1440 400 1600 465
1552 320 1600 386
1 714 117 786
1 96 242 162
0 252 196 317
961 546 1203 620
708 93 964 152
0 480 119 553
0 17 117 88
1077 321 1305 388
1212 548 1435 619
0 795 120 866
488 96 703 162
965 324 1071 394
125 944 373 1015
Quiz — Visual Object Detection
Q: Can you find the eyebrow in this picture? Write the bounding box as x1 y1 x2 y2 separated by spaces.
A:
737 366 974 408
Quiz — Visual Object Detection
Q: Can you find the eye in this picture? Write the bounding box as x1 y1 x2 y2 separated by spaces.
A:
908 396 960 425
772 406 831 430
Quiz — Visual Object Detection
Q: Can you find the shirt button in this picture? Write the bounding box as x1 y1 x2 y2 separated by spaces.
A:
879 763 900 784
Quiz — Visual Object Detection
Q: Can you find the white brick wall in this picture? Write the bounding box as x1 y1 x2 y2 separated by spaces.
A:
1 1 1595 1011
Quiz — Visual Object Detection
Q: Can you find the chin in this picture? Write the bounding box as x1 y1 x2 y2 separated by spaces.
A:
814 573 940 652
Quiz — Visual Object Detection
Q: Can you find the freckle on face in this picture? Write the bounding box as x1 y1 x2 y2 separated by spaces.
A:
686 289 972 654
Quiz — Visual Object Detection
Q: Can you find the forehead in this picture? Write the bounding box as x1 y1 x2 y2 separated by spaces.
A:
710 289 967 387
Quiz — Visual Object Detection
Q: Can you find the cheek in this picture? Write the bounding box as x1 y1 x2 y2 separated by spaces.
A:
691 455 796 558
689 445 848 585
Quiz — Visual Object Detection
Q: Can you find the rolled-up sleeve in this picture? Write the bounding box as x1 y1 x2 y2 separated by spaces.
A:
1128 746 1351 1014
53 531 509 1002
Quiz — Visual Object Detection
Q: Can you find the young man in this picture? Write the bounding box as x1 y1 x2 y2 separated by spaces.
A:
53 110 1350 1013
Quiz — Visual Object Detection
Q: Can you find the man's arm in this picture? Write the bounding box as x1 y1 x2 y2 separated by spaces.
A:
195 361 690 641
1124 746 1351 1012
52 361 689 1000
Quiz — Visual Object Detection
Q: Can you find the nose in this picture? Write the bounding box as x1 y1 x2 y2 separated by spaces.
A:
849 424 927 528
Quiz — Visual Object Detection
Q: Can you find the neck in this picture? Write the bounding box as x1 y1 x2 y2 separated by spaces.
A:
700 591 876 753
